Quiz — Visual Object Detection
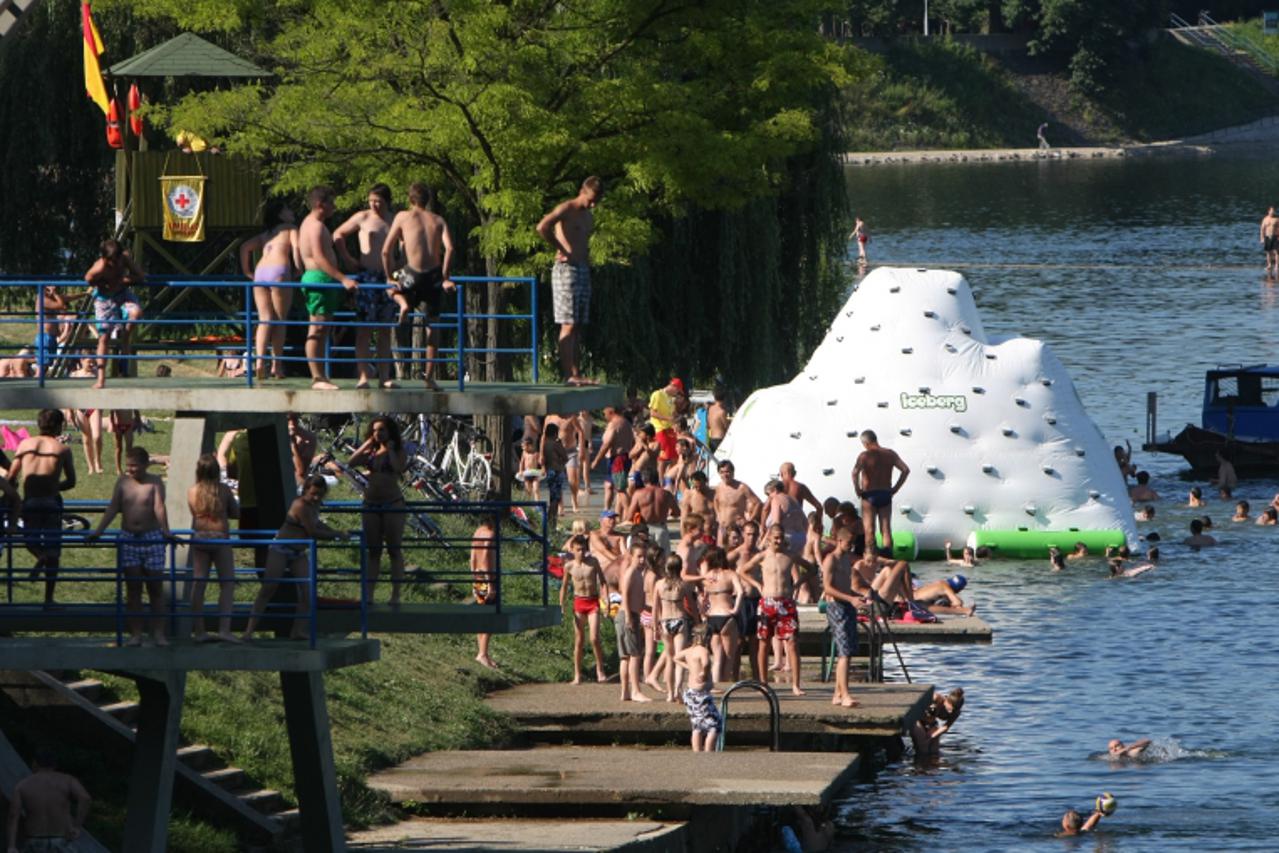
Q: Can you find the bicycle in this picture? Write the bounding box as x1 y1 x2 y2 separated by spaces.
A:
435 416 493 502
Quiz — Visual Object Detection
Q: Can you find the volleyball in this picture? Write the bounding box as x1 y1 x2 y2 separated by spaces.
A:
1096 792 1117 815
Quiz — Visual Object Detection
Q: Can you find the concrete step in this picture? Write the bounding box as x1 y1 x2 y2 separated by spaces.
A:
273 809 301 833
239 789 289 815
99 700 141 727
175 744 221 771
62 678 105 703
201 766 248 791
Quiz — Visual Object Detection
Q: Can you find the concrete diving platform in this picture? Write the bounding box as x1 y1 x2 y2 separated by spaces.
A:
486 681 933 745
349 816 688 853
367 745 861 813
0 636 379 672
795 606 992 656
0 376 622 417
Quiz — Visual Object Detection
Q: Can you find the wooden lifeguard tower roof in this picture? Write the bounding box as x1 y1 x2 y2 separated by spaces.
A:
107 31 270 79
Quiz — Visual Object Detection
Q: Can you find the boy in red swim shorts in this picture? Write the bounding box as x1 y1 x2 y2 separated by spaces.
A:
738 523 805 695
559 535 609 684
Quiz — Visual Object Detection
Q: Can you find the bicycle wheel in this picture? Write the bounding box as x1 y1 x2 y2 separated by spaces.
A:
61 514 91 531
458 454 492 502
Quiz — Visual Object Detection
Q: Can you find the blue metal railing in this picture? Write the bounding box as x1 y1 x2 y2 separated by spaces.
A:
0 275 540 391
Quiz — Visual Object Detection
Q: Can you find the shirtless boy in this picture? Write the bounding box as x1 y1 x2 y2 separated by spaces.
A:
738 524 804 695
335 184 402 389
471 517 498 668
681 471 717 539
591 406 634 516
821 527 863 708
6 748 91 853
297 185 358 390
616 542 653 702
674 627 720 752
84 239 145 389
560 535 608 684
851 430 910 558
541 422 569 532
626 471 678 551
537 177 603 385
88 447 172 646
589 509 626 591
1262 205 1279 274
382 182 456 389
7 410 75 607
239 201 298 379
713 460 760 545
1058 807 1107 837
546 413 584 512
706 389 730 453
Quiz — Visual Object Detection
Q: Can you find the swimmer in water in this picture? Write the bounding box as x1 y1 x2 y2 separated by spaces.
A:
1188 486 1206 508
1136 504 1155 522
1232 500 1250 522
1066 541 1089 561
942 541 989 567
1183 518 1217 548
1108 737 1151 758
1048 547 1066 572
1057 807 1107 836
1257 506 1278 526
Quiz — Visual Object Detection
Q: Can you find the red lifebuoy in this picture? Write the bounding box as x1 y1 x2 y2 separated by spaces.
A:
106 98 123 149
127 83 143 137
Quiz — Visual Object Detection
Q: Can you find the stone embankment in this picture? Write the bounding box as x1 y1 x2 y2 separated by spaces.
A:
844 143 1214 166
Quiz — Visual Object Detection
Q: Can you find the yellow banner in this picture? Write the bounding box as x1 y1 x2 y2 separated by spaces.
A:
161 175 206 242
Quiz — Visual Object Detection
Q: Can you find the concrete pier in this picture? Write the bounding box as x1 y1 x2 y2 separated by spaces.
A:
796 606 993 655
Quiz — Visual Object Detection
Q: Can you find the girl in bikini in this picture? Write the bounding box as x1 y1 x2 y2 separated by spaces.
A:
186 453 240 642
242 475 347 641
238 202 299 380
348 417 407 606
654 553 694 702
693 547 742 685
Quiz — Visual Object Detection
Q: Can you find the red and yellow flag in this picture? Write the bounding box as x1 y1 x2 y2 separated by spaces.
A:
82 2 109 115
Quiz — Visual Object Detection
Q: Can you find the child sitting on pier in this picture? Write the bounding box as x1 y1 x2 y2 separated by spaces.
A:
673 625 720 752
559 535 608 684
88 447 172 647
242 475 349 642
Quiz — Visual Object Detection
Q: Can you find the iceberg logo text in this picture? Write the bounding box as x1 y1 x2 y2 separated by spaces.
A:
899 392 968 413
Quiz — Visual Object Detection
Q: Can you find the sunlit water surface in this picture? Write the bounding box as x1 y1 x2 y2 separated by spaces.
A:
830 155 1279 851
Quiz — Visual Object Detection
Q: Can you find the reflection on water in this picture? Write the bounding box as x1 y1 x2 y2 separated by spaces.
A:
832 156 1279 851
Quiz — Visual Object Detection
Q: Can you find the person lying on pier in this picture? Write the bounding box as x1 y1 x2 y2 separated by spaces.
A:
653 553 697 701
682 547 742 686
943 541 990 567
1258 506 1278 526
1057 807 1107 837
912 575 975 616
1127 471 1160 502
1182 518 1217 548
1232 500 1251 522
673 625 720 752
0 348 35 379
241 475 349 642
737 524 805 695
1211 451 1237 500
188 453 240 643
821 526 863 708
1107 737 1151 759
1188 486 1206 508
88 447 172 647
616 541 652 702
560 535 609 684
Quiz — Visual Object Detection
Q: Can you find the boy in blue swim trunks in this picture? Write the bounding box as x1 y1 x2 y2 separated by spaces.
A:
88 447 171 646
84 239 145 389
297 185 358 390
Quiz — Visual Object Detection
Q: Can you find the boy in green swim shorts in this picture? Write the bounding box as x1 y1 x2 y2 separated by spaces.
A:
297 185 358 389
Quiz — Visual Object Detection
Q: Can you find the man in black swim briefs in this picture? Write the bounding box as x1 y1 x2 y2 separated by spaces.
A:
851 429 910 560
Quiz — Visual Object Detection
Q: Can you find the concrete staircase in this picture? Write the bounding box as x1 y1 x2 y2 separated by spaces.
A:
1 670 298 848
1168 13 1279 96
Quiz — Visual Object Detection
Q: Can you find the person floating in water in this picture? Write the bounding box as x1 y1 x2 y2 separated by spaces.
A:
1108 737 1151 759
1183 518 1217 548
1057 807 1107 836
1128 471 1159 502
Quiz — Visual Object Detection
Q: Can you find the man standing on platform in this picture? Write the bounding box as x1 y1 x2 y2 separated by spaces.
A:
851 430 910 559
537 177 603 386
335 183 398 389
382 183 456 391
298 185 358 391
647 378 684 486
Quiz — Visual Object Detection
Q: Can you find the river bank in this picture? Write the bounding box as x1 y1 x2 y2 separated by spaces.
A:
844 142 1213 166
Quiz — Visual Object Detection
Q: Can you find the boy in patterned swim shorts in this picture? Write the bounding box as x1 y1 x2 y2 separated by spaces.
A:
88 447 172 646
738 523 805 695
820 527 863 708
675 625 720 751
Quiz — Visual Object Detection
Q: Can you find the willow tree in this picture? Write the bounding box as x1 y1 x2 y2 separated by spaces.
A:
109 0 850 381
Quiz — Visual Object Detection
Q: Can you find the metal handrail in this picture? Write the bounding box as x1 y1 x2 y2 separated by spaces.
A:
0 275 540 391
715 679 781 752
869 590 912 683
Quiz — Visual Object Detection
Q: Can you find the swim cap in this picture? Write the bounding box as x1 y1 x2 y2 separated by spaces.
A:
947 574 967 593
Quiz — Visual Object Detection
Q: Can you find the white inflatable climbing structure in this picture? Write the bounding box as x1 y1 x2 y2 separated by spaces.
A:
715 267 1137 558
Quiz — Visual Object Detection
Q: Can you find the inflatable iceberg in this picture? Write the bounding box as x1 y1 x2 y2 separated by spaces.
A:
714 267 1136 558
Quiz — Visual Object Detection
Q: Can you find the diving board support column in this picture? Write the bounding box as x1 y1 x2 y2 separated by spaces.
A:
280 670 344 853
166 412 218 535
123 671 187 853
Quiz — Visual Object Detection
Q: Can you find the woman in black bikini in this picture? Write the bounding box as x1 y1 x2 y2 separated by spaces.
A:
186 453 240 642
694 547 743 685
348 417 407 606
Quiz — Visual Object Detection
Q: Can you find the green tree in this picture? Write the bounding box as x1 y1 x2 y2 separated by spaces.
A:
111 0 850 381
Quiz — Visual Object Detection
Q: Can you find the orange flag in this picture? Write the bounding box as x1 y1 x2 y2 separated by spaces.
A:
82 2 109 115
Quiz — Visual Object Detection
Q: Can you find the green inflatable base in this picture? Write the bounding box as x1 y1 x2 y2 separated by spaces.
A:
965 529 1127 559
874 530 918 561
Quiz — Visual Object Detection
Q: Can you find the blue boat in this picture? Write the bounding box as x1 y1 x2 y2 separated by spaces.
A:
1145 364 1279 475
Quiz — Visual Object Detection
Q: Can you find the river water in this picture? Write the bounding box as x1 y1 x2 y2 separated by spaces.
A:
832 155 1279 851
